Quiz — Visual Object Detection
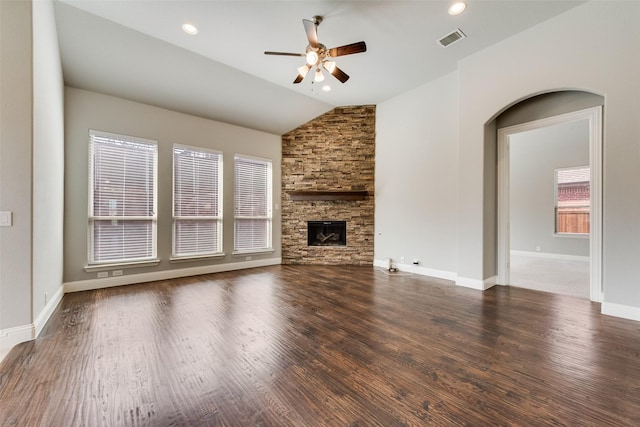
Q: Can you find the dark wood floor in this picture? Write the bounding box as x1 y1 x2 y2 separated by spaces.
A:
1 265 639 426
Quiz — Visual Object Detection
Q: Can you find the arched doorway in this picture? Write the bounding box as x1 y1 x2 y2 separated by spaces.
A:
493 91 603 302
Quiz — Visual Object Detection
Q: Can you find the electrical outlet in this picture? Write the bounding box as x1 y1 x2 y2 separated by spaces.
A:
97 271 108 278
400 257 405 264
112 270 123 276
535 246 541 252
0 211 12 227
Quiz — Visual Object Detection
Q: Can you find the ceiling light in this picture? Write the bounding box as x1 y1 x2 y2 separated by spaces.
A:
314 68 325 82
297 64 311 79
182 23 198 35
448 2 467 15
306 51 319 66
322 61 336 74
322 85 331 92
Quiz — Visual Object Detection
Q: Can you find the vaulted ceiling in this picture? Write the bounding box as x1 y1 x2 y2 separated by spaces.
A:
54 1 584 135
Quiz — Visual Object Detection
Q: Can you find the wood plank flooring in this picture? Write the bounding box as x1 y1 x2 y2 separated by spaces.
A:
1 265 639 426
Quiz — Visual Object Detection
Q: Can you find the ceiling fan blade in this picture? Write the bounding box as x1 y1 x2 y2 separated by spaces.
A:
331 65 350 83
303 19 319 49
293 74 305 84
328 41 367 57
264 51 305 57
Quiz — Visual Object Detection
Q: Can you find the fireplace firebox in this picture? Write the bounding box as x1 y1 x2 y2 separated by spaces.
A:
307 221 346 246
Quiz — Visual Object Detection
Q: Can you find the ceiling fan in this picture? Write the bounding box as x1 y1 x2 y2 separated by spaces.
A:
264 15 367 84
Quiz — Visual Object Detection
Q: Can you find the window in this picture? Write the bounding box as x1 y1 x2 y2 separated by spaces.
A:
234 154 272 252
555 166 590 235
173 145 223 257
89 130 157 264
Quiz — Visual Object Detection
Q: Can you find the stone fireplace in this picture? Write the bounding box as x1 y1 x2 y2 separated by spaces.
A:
281 105 375 265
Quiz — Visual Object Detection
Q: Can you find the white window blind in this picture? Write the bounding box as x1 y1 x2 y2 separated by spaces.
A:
89 130 157 263
234 154 272 252
173 145 223 257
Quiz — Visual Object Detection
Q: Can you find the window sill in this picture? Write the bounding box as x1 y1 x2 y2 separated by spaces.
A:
170 253 226 263
554 233 589 239
84 259 160 272
232 249 275 256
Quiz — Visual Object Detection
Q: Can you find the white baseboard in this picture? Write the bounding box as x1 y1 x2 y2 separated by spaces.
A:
1 285 65 363
34 285 64 336
373 259 457 281
64 258 282 293
0 323 34 359
373 259 391 270
374 259 498 290
602 301 640 322
511 250 589 262
456 275 497 291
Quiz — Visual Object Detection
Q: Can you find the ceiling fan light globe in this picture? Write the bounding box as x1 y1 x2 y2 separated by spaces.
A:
322 61 336 74
314 69 325 82
297 64 311 78
306 51 319 66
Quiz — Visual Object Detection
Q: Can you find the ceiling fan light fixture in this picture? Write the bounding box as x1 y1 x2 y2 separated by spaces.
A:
322 60 336 74
297 64 311 79
306 51 319 66
314 68 325 82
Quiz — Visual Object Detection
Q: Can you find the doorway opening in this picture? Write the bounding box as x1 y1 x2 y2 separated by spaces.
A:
497 106 602 302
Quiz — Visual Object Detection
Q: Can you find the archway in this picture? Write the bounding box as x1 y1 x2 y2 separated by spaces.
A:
490 90 603 302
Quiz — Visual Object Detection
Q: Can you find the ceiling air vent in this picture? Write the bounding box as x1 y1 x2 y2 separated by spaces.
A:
438 28 466 47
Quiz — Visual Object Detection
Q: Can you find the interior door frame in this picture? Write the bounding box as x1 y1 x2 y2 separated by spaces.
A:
497 106 603 302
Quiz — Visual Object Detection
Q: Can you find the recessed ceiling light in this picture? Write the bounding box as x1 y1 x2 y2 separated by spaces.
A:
182 23 198 35
322 85 331 92
448 2 467 15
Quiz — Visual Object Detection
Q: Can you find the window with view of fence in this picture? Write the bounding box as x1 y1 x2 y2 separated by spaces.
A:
555 166 590 235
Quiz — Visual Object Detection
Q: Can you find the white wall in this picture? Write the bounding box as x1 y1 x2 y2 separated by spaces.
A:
64 88 282 285
376 1 640 318
375 72 458 277
0 0 65 357
32 0 65 329
457 1 640 312
0 0 34 332
509 120 589 256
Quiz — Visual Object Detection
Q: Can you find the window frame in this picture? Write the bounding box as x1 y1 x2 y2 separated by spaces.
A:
233 153 273 254
87 130 158 267
554 165 590 238
171 144 224 260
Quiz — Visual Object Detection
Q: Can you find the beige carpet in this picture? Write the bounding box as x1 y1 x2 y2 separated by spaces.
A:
509 252 590 299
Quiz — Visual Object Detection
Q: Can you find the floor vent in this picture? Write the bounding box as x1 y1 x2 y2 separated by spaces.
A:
438 28 466 47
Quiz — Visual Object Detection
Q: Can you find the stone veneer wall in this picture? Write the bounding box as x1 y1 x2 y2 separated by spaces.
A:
281 105 375 265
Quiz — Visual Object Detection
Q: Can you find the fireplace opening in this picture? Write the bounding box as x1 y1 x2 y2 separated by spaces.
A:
308 221 346 246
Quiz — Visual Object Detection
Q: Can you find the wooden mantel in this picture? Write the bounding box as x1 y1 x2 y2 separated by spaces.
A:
287 190 369 201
